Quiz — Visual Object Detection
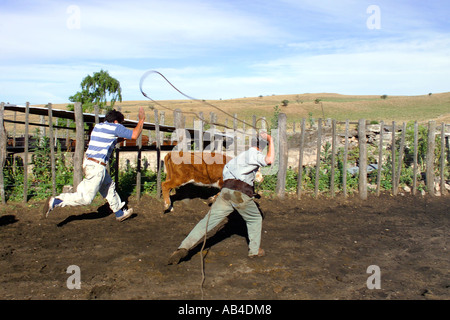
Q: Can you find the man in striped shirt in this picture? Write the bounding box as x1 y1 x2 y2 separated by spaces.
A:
43 107 145 222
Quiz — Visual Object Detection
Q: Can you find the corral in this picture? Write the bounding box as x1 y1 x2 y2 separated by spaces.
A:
0 97 449 301
0 192 448 300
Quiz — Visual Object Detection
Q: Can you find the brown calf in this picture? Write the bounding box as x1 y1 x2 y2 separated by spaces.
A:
162 151 232 212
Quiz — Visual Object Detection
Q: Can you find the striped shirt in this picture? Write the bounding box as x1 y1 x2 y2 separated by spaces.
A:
85 121 133 163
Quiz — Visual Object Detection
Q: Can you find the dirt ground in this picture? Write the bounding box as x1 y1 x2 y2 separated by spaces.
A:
1 188 449 301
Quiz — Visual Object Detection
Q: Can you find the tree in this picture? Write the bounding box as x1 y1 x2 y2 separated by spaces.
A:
69 69 122 112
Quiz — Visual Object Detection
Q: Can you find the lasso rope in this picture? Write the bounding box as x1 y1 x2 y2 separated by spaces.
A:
139 70 269 133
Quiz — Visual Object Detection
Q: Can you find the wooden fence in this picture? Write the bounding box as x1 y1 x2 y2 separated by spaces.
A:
295 118 449 199
0 101 449 204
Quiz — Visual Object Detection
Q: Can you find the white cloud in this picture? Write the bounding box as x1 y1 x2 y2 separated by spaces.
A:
0 0 282 62
251 35 450 95
2 32 449 105
1 0 449 104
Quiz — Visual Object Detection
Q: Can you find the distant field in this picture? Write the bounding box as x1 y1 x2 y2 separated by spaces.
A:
6 92 449 134
112 92 450 130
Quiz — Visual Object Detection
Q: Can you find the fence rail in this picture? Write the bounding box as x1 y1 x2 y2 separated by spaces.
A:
1 101 449 204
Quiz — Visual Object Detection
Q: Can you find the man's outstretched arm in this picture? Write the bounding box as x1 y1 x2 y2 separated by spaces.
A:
131 106 146 140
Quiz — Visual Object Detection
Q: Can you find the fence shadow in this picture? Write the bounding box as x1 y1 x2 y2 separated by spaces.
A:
0 214 19 227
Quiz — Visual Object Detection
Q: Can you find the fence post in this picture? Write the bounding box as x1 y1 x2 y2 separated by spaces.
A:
154 109 161 198
174 109 185 150
233 113 238 156
296 118 306 200
412 121 418 195
23 102 30 203
0 102 6 204
314 118 322 198
343 120 349 197
39 115 45 139
160 111 165 127
440 123 446 195
136 114 142 201
358 119 367 200
426 120 436 196
395 122 406 195
194 119 204 152
376 121 384 196
330 119 336 197
275 113 287 199
73 102 84 190
48 103 56 196
65 119 70 151
391 121 396 195
94 105 99 124
13 111 16 148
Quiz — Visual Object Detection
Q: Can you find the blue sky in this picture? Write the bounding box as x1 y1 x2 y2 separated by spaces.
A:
1 0 449 105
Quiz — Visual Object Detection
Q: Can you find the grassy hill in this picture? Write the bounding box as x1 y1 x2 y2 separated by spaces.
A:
22 92 449 134
112 92 450 130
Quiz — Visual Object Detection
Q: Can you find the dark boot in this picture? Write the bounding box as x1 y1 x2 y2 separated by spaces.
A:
168 248 188 265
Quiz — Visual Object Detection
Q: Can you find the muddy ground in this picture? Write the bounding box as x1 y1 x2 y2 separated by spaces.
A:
0 188 449 301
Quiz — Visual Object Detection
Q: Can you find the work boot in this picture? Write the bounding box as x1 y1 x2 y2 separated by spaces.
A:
168 248 188 265
248 248 265 259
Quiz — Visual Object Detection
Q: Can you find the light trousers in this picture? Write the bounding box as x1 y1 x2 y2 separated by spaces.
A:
179 188 263 256
57 159 124 213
